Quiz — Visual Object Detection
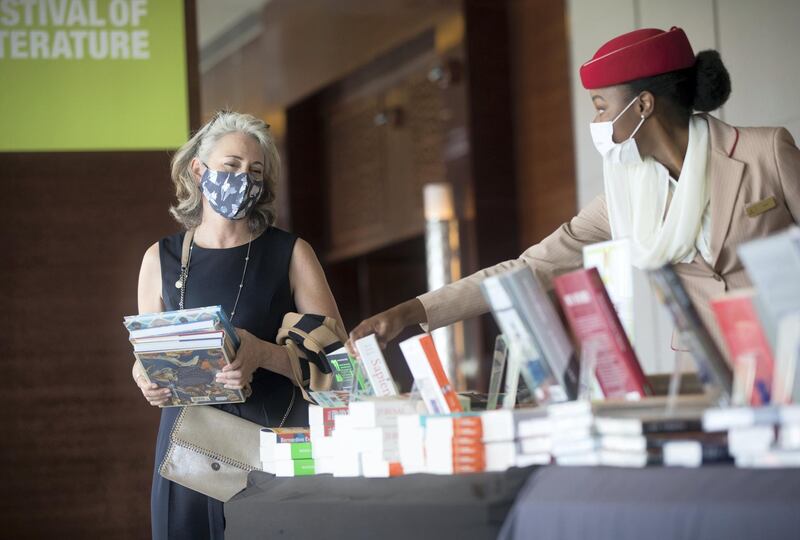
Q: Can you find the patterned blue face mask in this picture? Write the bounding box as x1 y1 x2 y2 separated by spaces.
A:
199 163 264 220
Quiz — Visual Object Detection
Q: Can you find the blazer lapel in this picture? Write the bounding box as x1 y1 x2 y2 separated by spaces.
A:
704 115 745 269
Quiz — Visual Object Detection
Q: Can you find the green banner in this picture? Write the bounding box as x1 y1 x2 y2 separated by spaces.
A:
0 0 189 151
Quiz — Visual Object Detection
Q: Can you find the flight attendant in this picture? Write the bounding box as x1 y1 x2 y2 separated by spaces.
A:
347 26 800 360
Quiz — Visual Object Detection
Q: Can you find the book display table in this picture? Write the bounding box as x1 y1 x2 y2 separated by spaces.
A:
225 467 534 540
500 465 800 540
226 465 800 539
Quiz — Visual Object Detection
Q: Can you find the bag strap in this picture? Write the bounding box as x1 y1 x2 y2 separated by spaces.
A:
181 229 195 268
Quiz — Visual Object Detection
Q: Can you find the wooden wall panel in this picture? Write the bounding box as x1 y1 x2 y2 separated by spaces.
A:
508 0 577 249
0 1 199 537
0 151 177 539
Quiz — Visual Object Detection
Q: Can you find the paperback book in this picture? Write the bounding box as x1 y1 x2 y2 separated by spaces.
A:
553 268 651 400
648 265 733 404
123 306 243 407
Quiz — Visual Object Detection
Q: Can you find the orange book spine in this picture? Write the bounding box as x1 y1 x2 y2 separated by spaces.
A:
419 335 463 413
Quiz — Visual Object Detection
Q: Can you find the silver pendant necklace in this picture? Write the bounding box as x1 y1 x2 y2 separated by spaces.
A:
176 232 253 322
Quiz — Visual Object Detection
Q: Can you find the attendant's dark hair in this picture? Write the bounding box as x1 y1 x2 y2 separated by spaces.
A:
626 50 731 119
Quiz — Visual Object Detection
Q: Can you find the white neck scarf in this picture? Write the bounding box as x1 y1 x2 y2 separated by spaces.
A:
603 115 710 269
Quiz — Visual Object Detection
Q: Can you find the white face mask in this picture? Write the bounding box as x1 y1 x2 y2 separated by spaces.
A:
590 96 647 164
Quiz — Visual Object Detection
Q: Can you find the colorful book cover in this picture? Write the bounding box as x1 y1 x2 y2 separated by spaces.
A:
711 289 774 405
499 267 580 400
134 346 244 407
481 271 574 405
737 226 800 348
260 427 311 444
648 265 733 403
308 390 350 408
124 305 240 349
554 268 651 400
324 346 374 395
399 334 463 415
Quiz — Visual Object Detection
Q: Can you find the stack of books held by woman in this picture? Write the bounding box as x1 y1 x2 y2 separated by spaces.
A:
123 306 244 407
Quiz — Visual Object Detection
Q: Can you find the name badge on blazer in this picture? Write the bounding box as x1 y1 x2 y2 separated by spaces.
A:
745 196 777 218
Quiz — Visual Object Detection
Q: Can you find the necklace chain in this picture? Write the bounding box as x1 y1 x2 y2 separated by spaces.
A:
178 232 253 323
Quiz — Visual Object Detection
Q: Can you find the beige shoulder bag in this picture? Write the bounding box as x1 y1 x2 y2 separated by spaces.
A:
159 405 263 502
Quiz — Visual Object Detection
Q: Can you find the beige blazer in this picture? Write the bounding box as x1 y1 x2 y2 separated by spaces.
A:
418 114 800 359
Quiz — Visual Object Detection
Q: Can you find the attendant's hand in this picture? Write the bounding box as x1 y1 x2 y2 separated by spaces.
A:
345 299 426 356
133 368 171 407
217 328 262 389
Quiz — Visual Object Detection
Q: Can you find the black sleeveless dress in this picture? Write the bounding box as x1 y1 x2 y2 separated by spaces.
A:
150 227 308 540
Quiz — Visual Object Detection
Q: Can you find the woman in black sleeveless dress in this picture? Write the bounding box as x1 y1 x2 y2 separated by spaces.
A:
133 111 344 539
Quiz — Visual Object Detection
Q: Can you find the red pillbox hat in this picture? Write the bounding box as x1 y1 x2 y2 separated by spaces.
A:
580 27 695 89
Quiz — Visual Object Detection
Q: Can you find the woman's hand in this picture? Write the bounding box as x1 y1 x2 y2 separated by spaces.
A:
345 298 427 356
133 366 171 407
217 328 263 389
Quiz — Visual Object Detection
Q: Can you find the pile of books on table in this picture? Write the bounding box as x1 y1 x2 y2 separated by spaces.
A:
260 427 314 477
703 405 800 468
398 408 550 475
543 396 730 467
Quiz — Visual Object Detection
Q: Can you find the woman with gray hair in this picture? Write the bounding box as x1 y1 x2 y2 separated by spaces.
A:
133 111 343 539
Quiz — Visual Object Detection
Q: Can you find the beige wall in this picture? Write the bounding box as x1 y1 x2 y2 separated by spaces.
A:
567 0 800 372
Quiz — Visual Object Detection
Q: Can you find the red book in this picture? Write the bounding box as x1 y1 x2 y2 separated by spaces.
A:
554 268 651 399
711 289 774 405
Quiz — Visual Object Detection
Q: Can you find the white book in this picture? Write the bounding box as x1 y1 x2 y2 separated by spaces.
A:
551 427 594 445
348 397 419 428
133 337 225 352
398 415 426 474
273 458 316 477
485 441 516 472
737 449 800 468
331 453 362 477
481 408 545 442
518 436 552 455
728 425 775 456
547 400 592 418
515 453 551 467
551 415 594 434
552 437 599 457
779 424 800 450
599 449 648 468
360 454 402 478
354 334 398 396
517 417 553 438
129 319 217 340
779 405 800 425
556 452 600 466
311 436 336 459
315 456 337 475
600 435 647 453
702 406 780 432
663 441 702 467
310 424 328 443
